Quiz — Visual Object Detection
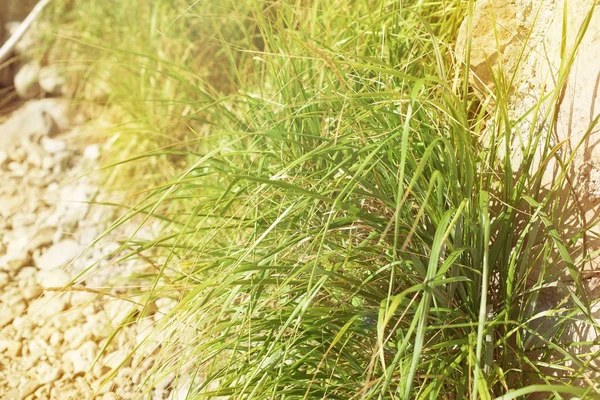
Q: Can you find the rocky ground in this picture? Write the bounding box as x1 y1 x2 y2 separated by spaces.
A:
0 99 189 400
0 8 202 398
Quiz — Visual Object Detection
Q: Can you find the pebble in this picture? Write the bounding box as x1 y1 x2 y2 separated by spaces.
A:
0 272 9 289
103 349 131 370
34 240 80 271
39 66 67 96
34 361 62 384
62 341 98 375
27 295 68 319
40 137 67 154
14 62 41 100
83 144 100 161
63 326 91 350
0 80 176 398
105 299 135 325
21 286 43 301
25 339 47 365
37 269 71 288
48 332 62 347
0 301 25 328
0 340 22 358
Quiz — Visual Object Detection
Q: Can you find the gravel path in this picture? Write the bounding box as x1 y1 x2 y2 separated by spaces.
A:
0 99 189 399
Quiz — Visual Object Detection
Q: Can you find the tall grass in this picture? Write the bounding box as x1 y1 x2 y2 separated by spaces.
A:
47 0 600 398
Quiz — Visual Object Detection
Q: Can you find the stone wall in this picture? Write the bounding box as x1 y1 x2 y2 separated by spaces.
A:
456 0 600 381
457 0 600 275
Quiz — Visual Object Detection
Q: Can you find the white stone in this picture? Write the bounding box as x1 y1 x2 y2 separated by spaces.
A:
14 62 41 100
83 145 100 161
0 100 61 150
34 361 62 384
0 300 25 328
16 266 37 280
103 348 131 370
64 326 92 350
62 341 98 375
28 227 55 251
34 240 80 270
21 285 43 301
70 291 96 306
7 161 27 176
39 66 67 96
26 339 48 364
104 299 134 325
1 233 31 272
40 137 67 154
15 379 40 399
170 378 197 400
49 331 62 347
0 272 9 289
28 294 68 319
37 269 71 288
155 297 177 314
0 340 22 358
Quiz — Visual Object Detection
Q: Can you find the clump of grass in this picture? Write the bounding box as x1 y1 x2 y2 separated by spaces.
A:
47 0 600 398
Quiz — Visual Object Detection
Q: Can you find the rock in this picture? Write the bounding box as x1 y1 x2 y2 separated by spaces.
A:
63 326 92 350
28 294 68 319
16 266 37 281
104 299 135 325
34 240 80 271
171 378 197 400
0 272 9 289
0 300 25 328
21 286 42 301
3 380 39 400
39 66 66 96
34 361 62 384
455 0 526 97
0 101 60 151
19 380 40 399
456 0 600 380
25 339 47 365
62 341 98 375
83 145 100 161
40 137 67 154
33 384 51 399
37 269 71 288
7 162 27 177
0 235 31 272
28 227 55 251
70 291 96 306
1 286 23 305
458 1 600 270
14 62 40 100
0 196 25 219
103 348 131 370
48 331 62 347
0 340 22 358
11 212 37 230
155 297 177 314
29 99 72 133
154 372 175 398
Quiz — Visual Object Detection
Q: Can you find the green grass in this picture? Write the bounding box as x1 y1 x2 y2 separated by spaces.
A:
45 0 600 398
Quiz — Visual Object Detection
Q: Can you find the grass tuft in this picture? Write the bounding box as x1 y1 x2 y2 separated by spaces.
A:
46 0 600 398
